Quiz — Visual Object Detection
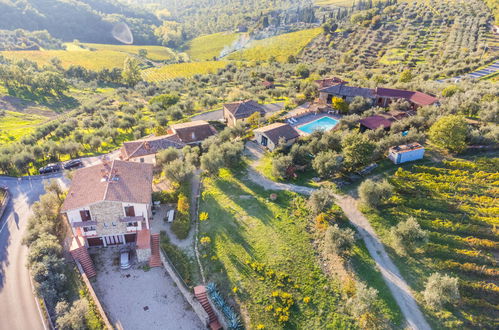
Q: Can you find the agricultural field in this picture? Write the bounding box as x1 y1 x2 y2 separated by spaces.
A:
363 158 499 328
227 28 322 62
141 61 229 81
186 32 241 61
0 110 47 143
0 50 129 71
198 169 353 328
80 43 176 61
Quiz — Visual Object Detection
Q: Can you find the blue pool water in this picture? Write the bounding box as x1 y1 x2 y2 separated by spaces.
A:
297 116 339 134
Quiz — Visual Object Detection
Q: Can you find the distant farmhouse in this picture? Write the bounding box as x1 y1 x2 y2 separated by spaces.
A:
318 79 438 110
253 123 300 151
168 120 217 144
223 100 266 127
120 134 185 164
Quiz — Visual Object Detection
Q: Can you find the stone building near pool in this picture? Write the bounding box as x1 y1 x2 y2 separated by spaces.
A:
223 100 266 127
62 159 155 263
253 122 300 151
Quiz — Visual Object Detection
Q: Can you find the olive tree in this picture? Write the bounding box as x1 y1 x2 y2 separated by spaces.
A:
428 115 468 153
390 217 428 255
325 224 356 257
423 273 460 309
358 179 393 208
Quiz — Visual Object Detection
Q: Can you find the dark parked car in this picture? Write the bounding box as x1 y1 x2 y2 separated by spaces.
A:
38 163 62 174
63 159 83 170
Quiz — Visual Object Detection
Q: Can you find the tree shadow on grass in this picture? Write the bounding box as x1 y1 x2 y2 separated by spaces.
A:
7 88 80 112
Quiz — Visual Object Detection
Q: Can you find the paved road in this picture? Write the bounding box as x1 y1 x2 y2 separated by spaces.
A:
0 174 64 330
244 142 431 330
0 151 118 329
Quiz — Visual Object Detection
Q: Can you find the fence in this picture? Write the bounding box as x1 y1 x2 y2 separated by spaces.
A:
158 248 210 327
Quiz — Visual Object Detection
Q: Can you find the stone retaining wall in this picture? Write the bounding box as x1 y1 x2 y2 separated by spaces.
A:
158 250 210 327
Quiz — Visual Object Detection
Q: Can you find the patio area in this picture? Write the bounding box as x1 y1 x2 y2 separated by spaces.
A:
91 247 204 330
150 204 195 254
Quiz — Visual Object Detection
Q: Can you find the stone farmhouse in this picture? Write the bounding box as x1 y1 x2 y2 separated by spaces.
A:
223 100 266 127
168 120 217 144
318 79 438 109
61 160 153 259
253 123 300 151
120 134 186 164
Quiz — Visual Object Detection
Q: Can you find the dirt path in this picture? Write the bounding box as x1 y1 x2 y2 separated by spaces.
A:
244 144 431 330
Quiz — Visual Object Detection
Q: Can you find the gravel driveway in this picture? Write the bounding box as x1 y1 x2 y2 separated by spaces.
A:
92 248 203 330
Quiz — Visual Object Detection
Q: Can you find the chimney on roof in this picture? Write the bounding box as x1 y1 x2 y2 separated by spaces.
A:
144 141 151 150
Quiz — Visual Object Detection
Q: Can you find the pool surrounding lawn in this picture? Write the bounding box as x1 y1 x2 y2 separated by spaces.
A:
297 116 338 134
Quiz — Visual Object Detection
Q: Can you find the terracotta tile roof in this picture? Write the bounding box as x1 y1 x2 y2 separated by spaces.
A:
136 228 151 249
223 100 265 119
314 77 348 88
254 123 300 145
121 134 185 160
61 160 153 212
360 115 395 130
319 84 374 99
374 87 438 106
170 120 217 143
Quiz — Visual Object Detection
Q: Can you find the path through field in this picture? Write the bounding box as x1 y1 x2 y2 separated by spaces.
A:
243 141 431 330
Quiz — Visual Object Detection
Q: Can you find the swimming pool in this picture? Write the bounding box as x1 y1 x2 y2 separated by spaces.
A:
297 116 339 134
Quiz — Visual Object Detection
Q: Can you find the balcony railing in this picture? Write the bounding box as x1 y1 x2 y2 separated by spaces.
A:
72 221 97 228
82 230 97 237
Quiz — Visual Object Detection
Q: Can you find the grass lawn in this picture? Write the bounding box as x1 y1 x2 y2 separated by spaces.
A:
199 168 353 328
0 50 129 71
0 110 47 143
186 32 241 61
81 43 176 61
227 28 322 62
361 157 499 329
142 61 229 81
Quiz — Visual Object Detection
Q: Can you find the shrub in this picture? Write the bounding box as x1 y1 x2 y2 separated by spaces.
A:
423 273 460 309
390 217 428 255
325 224 356 257
159 231 193 284
56 298 89 330
163 158 194 184
199 212 209 221
358 179 393 208
172 193 191 239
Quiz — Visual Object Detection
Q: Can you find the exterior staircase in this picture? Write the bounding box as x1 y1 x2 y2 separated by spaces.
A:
194 286 221 330
148 233 162 268
70 244 96 278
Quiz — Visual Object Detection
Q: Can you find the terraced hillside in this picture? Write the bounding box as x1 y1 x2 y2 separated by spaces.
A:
364 158 499 328
302 0 494 79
